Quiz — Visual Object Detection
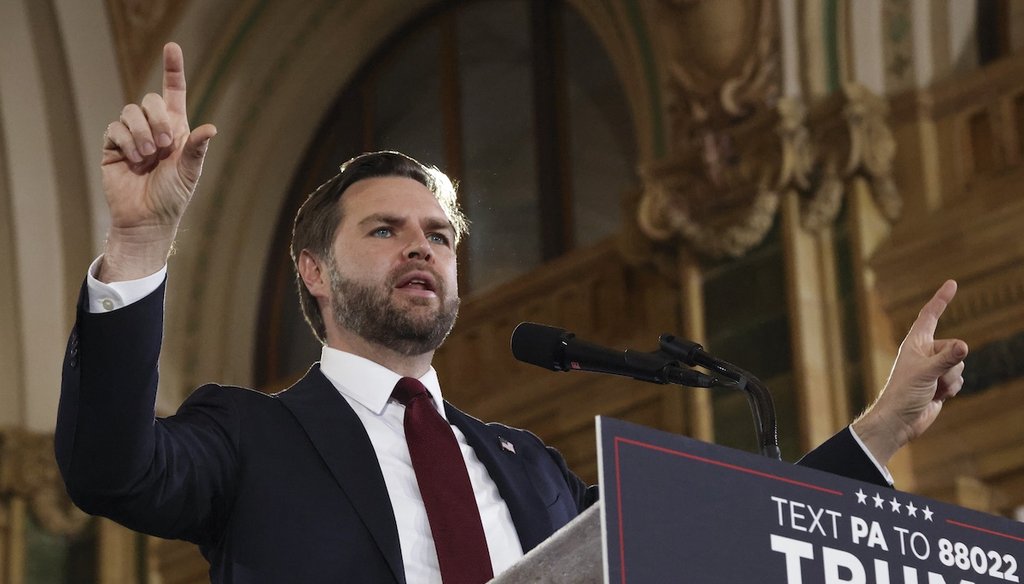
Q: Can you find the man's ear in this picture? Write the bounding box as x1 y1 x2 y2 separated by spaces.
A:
298 250 329 301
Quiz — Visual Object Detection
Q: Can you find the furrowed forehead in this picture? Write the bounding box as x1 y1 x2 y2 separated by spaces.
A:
337 177 449 225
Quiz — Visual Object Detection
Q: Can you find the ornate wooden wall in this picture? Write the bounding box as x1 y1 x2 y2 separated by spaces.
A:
873 51 1024 516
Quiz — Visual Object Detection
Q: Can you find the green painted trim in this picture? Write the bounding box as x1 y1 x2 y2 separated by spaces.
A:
192 0 270 123
824 0 840 94
622 0 665 157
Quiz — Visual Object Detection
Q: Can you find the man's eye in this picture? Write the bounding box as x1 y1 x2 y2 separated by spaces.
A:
371 227 393 238
427 233 450 245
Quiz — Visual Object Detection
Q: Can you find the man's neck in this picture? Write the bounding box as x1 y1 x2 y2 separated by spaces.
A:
326 332 434 378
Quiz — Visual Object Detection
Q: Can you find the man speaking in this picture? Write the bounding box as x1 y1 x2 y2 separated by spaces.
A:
56 43 968 583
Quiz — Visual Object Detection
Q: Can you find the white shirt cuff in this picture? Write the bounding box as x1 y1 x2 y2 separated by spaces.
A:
848 424 895 485
86 255 167 313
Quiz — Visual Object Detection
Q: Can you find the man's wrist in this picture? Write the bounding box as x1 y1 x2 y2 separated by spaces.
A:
87 255 167 313
100 225 176 282
851 408 909 469
848 424 895 485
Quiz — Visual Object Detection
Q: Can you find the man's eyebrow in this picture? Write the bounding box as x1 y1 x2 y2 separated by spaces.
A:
422 217 455 233
357 213 404 228
356 213 454 234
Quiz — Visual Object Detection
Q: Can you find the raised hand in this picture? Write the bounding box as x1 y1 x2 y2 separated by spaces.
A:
99 42 216 282
852 280 968 466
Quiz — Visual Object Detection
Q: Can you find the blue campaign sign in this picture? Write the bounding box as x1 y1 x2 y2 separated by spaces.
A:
597 417 1023 584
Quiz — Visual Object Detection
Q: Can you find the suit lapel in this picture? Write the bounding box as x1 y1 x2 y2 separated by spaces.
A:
278 366 405 584
445 404 553 553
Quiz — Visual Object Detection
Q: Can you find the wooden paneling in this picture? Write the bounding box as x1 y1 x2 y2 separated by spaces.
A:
873 51 1024 516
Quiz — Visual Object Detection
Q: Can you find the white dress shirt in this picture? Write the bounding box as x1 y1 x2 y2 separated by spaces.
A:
318 348 523 582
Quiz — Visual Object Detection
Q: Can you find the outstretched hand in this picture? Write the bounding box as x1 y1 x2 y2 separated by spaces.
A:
99 42 216 282
853 280 968 466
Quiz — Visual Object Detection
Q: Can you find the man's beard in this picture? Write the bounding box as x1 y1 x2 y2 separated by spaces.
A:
327 263 459 356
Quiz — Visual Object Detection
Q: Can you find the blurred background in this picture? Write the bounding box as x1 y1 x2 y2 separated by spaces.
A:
2 0 1023 581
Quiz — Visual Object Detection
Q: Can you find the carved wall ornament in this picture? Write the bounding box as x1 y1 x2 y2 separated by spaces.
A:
637 0 791 258
638 96 813 259
637 166 781 259
792 84 901 233
652 0 781 148
635 0 901 257
637 79 903 259
0 429 89 536
105 0 191 100
842 85 901 220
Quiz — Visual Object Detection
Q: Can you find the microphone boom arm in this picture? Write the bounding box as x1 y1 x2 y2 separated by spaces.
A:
659 335 782 460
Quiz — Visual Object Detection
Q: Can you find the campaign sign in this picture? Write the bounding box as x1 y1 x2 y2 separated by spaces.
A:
597 417 1023 584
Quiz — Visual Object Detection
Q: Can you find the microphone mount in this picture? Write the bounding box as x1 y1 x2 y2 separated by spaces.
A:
659 335 782 460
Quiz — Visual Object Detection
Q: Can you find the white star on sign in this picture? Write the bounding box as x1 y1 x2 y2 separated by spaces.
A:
873 492 885 509
923 506 934 521
906 501 918 517
890 497 902 513
855 488 868 504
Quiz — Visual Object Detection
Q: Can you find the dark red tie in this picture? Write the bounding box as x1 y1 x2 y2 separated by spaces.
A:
392 377 494 584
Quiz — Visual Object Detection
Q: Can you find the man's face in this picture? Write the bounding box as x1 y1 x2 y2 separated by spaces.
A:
325 176 460 355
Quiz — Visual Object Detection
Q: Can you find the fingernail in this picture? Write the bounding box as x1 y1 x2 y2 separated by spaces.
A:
128 149 142 163
157 133 172 147
141 141 156 155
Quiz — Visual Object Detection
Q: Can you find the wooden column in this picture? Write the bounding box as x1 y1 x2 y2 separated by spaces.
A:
846 177 908 483
780 190 850 451
98 519 138 584
2 498 26 584
678 249 713 442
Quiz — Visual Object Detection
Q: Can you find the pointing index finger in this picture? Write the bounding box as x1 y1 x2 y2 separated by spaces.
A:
910 279 958 339
162 42 188 116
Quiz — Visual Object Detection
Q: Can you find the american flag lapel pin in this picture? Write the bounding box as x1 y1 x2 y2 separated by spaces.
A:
499 436 516 455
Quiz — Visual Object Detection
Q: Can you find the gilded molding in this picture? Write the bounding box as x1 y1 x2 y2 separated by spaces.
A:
633 0 900 257
637 76 902 258
0 429 89 536
840 84 901 220
803 84 900 231
652 0 780 141
637 166 780 259
637 0 787 259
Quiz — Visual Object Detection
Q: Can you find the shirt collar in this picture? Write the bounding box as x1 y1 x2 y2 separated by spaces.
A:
318 345 446 419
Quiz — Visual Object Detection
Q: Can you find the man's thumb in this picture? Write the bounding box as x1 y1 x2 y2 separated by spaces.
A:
929 340 968 373
180 123 217 183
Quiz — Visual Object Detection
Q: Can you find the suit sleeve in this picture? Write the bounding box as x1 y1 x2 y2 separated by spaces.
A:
55 281 240 545
796 427 891 487
543 446 599 513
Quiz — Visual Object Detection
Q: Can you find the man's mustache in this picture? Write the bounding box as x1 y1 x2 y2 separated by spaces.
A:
387 262 448 296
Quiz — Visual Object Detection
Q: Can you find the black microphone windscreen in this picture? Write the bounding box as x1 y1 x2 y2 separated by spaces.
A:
510 322 568 371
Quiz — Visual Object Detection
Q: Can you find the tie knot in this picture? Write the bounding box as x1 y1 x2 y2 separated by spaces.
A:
392 377 429 406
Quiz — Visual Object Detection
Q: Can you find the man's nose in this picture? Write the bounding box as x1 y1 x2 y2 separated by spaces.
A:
404 233 432 261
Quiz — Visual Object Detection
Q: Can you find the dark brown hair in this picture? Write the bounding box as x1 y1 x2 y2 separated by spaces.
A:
290 151 469 343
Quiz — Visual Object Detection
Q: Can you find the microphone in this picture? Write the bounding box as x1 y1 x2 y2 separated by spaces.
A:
511 322 717 388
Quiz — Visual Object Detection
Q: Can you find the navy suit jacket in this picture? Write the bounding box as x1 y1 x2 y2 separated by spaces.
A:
56 281 886 583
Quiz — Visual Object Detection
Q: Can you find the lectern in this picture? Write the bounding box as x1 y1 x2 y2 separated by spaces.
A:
495 418 1023 584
